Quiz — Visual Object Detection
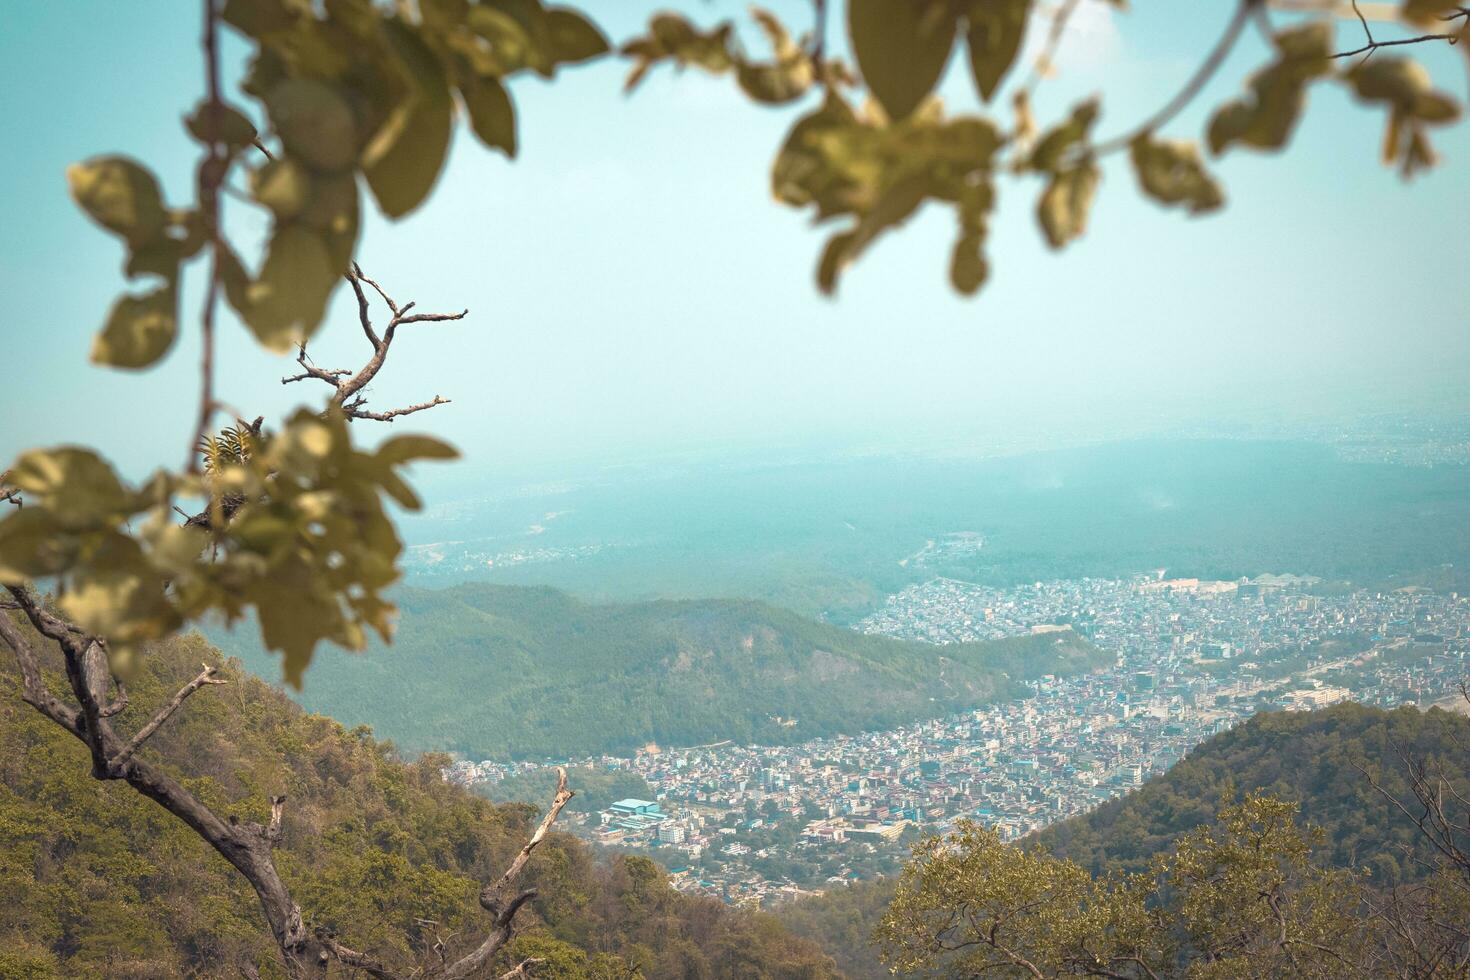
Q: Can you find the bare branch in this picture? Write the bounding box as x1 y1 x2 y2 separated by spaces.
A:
1332 32 1458 58
499 958 546 980
430 769 574 980
347 396 452 423
347 264 382 349
110 662 227 770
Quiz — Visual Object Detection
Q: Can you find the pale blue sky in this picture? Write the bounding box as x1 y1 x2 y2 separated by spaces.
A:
2 2 1467 486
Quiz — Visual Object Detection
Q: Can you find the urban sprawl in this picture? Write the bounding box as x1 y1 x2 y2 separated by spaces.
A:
445 573 1470 907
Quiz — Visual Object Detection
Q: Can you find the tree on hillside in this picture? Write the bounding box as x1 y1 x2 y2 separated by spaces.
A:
0 0 1466 976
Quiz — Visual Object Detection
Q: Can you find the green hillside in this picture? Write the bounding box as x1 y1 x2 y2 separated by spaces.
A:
0 630 837 979
1034 701 1470 881
783 702 1470 979
213 584 1110 759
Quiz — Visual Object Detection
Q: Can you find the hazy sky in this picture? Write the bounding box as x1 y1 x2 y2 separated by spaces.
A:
2 2 1467 483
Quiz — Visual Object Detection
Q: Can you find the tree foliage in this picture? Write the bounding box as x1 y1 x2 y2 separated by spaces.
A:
0 628 838 979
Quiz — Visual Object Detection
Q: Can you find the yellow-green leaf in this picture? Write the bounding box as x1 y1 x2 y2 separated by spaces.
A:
849 0 957 121
1129 135 1224 215
376 435 460 466
965 0 1030 102
460 74 518 157
250 158 311 219
92 287 179 370
546 7 609 64
8 448 129 528
244 225 338 350
185 100 259 148
0 509 78 582
266 79 359 172
1037 162 1100 249
67 156 168 245
362 98 452 218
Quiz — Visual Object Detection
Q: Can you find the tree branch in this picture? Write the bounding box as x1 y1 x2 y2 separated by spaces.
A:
1332 32 1458 59
109 662 227 770
429 768 574 980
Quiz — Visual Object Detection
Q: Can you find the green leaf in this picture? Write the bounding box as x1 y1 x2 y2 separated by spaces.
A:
363 22 453 218
376 435 460 466
184 100 259 148
250 158 311 219
1029 99 1098 173
848 0 956 121
362 99 452 218
965 0 1030 102
950 231 988 295
298 173 360 271
0 509 77 582
460 74 518 157
217 242 253 318
244 225 338 350
546 7 609 64
265 79 359 173
222 0 295 37
91 287 178 369
1037 162 1100 249
66 157 168 245
124 237 184 281
1129 135 1224 215
8 448 129 528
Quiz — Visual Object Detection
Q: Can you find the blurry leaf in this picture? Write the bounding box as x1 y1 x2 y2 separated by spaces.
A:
124 237 184 281
222 0 295 37
184 100 259 148
362 99 452 218
965 0 1030 102
621 15 734 91
59 538 177 644
244 225 338 350
0 509 78 582
363 22 453 218
1129 135 1224 214
8 448 129 528
67 156 168 245
250 158 311 219
266 79 360 172
1029 99 1098 173
467 6 538 75
460 74 518 157
950 230 988 295
816 230 859 296
736 60 815 104
298 173 360 270
849 0 957 121
217 242 253 318
91 287 178 369
1208 22 1332 155
546 7 609 64
1037 162 1099 249
1349 56 1433 104
376 435 460 466
1345 57 1459 177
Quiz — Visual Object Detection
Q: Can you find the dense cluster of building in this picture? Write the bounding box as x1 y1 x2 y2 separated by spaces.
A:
446 573 1470 907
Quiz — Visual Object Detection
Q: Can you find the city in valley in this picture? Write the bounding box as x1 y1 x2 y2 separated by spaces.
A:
446 572 1469 908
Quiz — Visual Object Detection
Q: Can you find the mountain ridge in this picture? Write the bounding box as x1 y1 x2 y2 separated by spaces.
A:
211 582 1111 759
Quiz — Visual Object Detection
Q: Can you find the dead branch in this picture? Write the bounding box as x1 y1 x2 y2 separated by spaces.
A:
281 263 468 425
110 662 226 770
430 768 575 980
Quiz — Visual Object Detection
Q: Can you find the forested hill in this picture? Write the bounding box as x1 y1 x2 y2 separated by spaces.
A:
783 702 1470 980
1033 701 1470 880
212 584 1109 759
0 631 837 979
